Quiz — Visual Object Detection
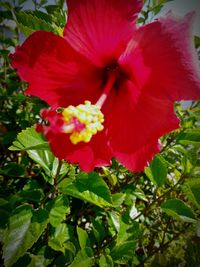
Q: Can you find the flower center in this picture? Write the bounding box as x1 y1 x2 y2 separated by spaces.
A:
61 71 117 144
62 101 104 144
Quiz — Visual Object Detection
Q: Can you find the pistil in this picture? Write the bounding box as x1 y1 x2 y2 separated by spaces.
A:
96 72 116 108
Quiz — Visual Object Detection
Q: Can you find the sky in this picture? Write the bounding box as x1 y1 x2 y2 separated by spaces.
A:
161 0 200 36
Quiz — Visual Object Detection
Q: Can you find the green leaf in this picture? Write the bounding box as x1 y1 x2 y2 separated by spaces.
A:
2 131 17 145
16 23 34 37
108 211 120 232
0 199 11 230
28 10 52 23
195 35 200 48
161 198 196 222
3 205 48 267
0 199 8 206
0 163 25 177
49 195 70 227
44 4 66 28
20 189 44 203
109 214 139 262
0 10 12 20
77 226 90 249
45 4 60 13
99 254 114 267
3 205 32 267
111 193 125 207
58 172 112 208
9 127 49 151
15 10 58 37
28 150 58 181
64 242 76 256
133 189 148 202
177 129 200 145
70 247 94 267
27 253 46 267
48 223 74 254
153 4 163 15
20 180 44 203
145 154 167 186
182 179 200 209
137 17 145 24
15 11 54 35
91 218 106 243
31 208 49 236
9 127 67 180
110 241 136 261
12 253 31 267
13 252 50 267
116 215 139 244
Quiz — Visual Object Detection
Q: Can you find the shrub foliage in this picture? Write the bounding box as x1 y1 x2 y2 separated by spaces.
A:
0 0 200 266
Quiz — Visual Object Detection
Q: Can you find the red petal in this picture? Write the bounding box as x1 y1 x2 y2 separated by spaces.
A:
50 132 112 172
113 141 160 172
65 131 112 171
122 12 200 101
106 12 200 171
11 31 102 108
64 0 142 66
105 80 180 170
38 109 112 171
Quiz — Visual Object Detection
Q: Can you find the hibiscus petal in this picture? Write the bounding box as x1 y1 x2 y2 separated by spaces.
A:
105 12 200 171
37 109 112 171
122 12 200 101
64 0 142 66
65 131 112 171
113 141 160 172
105 80 180 170
11 30 102 108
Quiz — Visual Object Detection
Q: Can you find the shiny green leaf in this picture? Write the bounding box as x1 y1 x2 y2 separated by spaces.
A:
110 241 136 261
70 247 94 267
77 226 90 249
3 205 48 267
49 195 70 227
9 127 49 151
161 198 196 222
48 223 72 253
58 172 112 208
15 11 54 35
99 254 113 267
182 179 200 209
177 129 200 145
145 154 167 186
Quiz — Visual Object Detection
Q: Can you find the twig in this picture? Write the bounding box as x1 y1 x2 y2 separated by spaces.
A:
136 223 190 266
54 160 63 188
133 175 186 220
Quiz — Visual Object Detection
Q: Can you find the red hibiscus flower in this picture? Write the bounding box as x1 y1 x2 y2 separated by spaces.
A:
11 0 200 172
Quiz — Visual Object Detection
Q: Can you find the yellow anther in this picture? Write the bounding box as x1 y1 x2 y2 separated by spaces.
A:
62 101 104 144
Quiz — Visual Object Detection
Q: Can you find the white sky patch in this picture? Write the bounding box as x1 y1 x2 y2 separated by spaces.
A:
161 0 200 36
